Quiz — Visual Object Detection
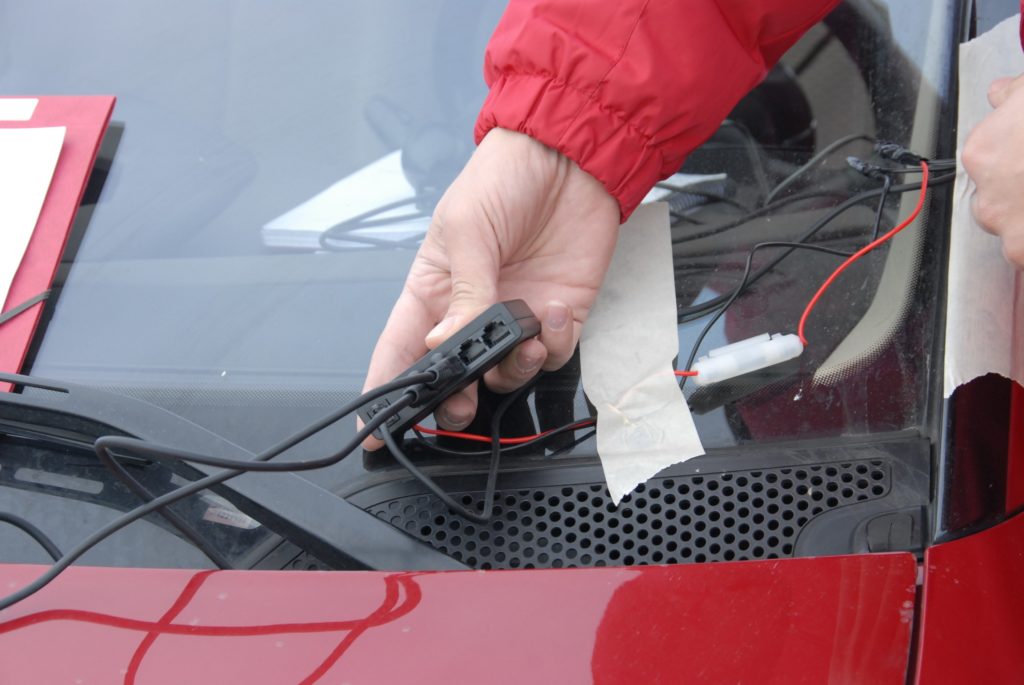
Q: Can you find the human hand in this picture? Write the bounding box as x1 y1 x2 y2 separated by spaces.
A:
361 128 620 449
962 73 1024 268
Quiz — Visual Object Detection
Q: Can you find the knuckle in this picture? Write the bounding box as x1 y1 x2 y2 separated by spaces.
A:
961 134 982 175
972 193 1002 233
962 125 997 178
449 275 479 298
1003 234 1024 269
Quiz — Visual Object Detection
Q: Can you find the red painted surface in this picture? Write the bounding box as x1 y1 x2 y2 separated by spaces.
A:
915 511 1024 684
0 95 114 387
0 553 916 684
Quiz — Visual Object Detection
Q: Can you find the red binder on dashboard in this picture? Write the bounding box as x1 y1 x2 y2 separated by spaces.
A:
0 96 114 388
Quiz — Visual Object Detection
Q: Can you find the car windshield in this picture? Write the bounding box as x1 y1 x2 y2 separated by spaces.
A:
1 0 960 570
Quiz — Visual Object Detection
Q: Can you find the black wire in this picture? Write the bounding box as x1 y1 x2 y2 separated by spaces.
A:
383 378 542 524
89 389 420 567
0 512 62 562
676 172 955 323
870 175 893 242
673 231 862 265
0 376 424 612
482 378 542 518
411 418 596 458
679 241 855 391
763 134 874 207
95 448 234 569
92 374 431 473
673 170 951 247
383 429 490 522
880 161 955 174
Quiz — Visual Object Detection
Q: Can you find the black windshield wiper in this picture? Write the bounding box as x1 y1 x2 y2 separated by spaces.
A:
0 372 465 571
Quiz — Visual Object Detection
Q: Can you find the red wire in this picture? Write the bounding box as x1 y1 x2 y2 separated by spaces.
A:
414 419 596 445
797 161 929 346
416 370 696 444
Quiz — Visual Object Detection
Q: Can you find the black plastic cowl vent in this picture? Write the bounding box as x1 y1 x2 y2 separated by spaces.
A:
368 460 891 569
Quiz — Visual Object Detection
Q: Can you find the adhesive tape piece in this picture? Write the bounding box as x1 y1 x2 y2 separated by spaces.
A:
580 203 705 505
943 14 1024 397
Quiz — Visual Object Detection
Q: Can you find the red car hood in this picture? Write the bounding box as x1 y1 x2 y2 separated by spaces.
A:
0 553 915 684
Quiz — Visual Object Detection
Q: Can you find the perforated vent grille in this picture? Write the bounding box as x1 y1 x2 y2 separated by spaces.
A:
368 460 890 569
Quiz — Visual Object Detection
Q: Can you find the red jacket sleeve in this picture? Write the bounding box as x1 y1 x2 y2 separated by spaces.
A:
475 0 839 220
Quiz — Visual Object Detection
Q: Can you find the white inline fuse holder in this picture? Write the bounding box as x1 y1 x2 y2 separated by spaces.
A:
691 333 804 387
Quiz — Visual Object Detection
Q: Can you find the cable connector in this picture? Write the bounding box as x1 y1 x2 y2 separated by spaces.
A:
846 156 888 180
357 300 540 440
875 141 924 165
690 333 804 387
418 353 466 396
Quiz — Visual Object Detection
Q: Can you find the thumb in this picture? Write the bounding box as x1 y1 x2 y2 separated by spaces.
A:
988 74 1024 108
424 236 499 349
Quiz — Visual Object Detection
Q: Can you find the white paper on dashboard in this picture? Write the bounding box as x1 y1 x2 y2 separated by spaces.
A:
640 172 728 204
0 98 38 121
262 151 726 250
0 126 65 309
943 15 1024 397
580 202 705 505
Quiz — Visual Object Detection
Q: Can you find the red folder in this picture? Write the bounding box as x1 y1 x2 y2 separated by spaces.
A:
0 96 114 389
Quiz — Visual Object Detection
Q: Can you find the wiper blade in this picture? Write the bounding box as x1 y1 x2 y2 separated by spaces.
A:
0 372 466 571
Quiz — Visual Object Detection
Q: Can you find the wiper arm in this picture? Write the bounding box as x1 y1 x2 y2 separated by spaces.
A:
0 372 466 572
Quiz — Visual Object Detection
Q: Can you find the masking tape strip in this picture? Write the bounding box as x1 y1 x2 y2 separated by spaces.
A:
580 203 704 505
943 14 1024 398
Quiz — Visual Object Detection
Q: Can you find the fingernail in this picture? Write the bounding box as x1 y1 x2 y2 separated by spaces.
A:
546 301 570 331
427 317 454 341
444 408 471 428
516 349 542 374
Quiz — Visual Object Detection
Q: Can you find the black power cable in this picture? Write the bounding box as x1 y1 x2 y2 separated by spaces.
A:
0 376 420 612
95 448 234 570
93 375 430 473
382 377 540 524
0 512 62 562
84 374 429 570
870 174 893 242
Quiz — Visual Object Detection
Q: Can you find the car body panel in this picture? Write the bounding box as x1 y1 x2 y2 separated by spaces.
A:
0 552 916 684
915 510 1024 684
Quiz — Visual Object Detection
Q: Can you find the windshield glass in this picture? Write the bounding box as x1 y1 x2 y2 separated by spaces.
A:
2 0 959 570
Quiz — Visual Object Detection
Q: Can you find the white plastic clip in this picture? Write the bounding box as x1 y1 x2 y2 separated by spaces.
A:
691 333 804 387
